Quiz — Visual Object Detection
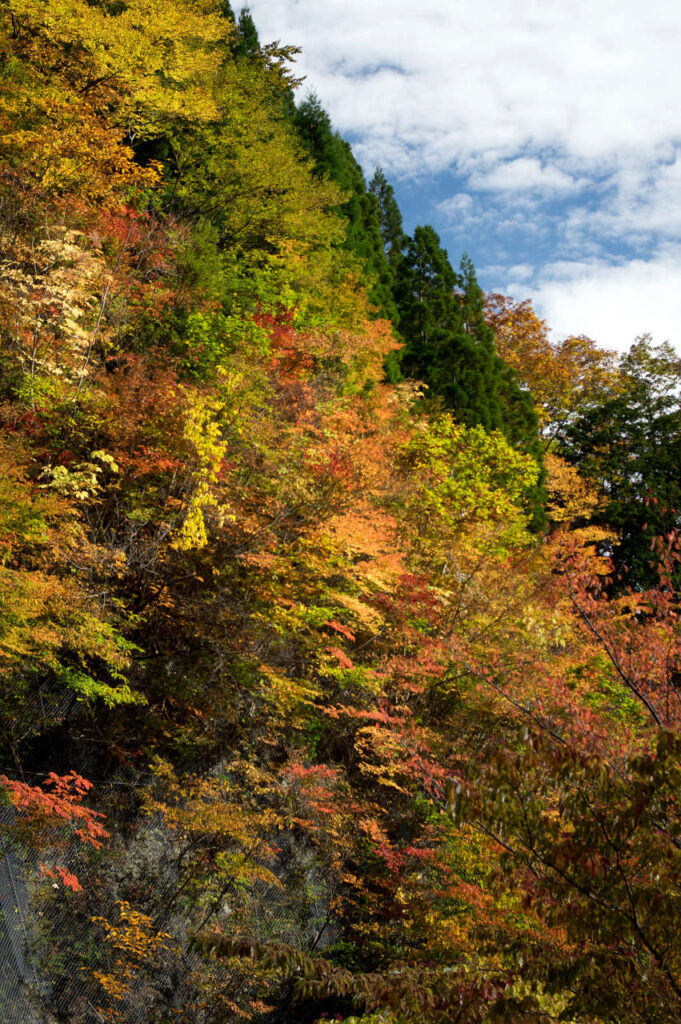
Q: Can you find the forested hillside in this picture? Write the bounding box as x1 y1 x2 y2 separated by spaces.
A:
1 3 681 1023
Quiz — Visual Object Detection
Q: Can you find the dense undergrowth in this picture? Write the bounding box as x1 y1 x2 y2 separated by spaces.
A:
1 3 681 1023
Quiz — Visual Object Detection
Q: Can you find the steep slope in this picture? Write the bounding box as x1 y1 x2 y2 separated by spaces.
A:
0 5 680 1024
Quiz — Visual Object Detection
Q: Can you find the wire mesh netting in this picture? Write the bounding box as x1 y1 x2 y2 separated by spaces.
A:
0 783 340 1024
0 831 46 1024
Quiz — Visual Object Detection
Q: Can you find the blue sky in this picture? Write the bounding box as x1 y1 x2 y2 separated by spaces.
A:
247 0 681 352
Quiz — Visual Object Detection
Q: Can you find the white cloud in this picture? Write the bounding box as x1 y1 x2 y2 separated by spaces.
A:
248 0 681 176
469 158 582 195
249 0 681 251
437 193 475 223
527 255 681 352
565 154 681 242
507 263 534 281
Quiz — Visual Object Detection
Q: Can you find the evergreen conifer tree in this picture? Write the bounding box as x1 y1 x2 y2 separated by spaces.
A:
235 7 260 55
396 229 545 527
369 166 406 270
293 94 397 323
395 225 461 385
563 337 681 586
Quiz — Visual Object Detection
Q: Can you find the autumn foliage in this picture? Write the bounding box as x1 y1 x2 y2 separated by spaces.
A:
0 3 679 1024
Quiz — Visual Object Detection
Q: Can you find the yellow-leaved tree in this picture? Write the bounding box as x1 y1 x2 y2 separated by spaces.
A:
485 293 619 443
0 0 229 200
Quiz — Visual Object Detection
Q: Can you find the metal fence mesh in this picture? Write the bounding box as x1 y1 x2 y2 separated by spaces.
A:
1 780 340 1024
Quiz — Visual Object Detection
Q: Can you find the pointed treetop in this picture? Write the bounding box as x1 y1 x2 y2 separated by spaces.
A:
369 166 406 266
236 6 261 55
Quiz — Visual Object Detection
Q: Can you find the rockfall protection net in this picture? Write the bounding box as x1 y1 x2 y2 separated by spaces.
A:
0 777 340 1024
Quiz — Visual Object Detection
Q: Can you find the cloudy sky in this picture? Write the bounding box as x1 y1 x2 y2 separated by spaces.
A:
247 0 681 352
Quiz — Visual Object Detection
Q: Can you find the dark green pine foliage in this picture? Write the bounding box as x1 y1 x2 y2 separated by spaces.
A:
234 7 260 56
293 94 397 322
396 227 546 529
563 337 681 588
369 166 407 272
221 6 261 57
